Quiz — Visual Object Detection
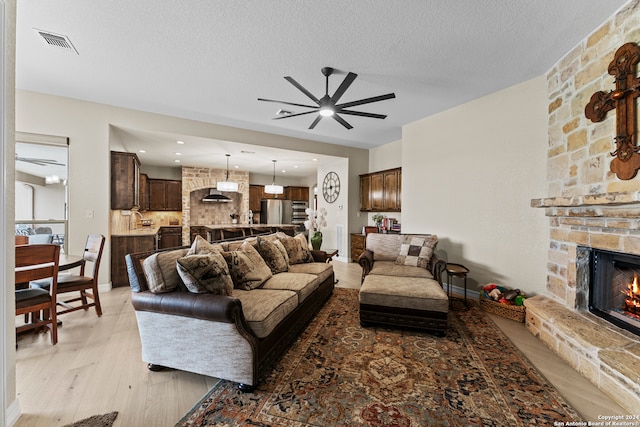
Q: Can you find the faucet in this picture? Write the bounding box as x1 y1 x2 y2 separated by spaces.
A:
132 210 145 229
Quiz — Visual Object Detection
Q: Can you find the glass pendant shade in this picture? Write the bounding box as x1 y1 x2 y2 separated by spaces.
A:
264 160 283 194
216 154 238 192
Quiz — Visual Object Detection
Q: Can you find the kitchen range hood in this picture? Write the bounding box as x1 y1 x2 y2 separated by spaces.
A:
202 189 232 202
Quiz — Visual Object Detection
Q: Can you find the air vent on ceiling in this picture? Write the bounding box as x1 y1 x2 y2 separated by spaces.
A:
34 29 78 54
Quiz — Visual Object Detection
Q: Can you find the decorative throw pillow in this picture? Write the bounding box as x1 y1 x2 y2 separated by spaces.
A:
257 236 288 274
273 239 290 266
277 233 313 264
222 242 273 290
143 249 189 293
188 235 223 256
176 252 233 295
395 236 438 269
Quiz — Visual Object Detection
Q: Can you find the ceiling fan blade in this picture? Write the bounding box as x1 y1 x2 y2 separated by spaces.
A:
336 93 396 109
308 115 323 129
284 76 320 104
272 110 319 120
339 110 387 119
331 72 357 103
257 98 318 109
333 114 353 130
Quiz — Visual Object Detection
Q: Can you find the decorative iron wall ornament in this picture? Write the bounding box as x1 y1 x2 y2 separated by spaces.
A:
585 42 640 180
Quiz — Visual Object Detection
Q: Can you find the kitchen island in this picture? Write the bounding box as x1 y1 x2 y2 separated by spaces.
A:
201 223 299 241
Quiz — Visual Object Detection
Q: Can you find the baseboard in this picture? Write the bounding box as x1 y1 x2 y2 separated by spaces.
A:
98 282 113 293
6 398 21 427
449 284 479 301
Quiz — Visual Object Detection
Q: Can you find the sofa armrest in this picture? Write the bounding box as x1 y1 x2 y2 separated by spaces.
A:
131 291 243 324
310 250 327 262
430 254 447 287
358 249 374 282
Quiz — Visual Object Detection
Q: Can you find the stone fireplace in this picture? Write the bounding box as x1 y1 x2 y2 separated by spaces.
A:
528 194 640 414
523 1 640 414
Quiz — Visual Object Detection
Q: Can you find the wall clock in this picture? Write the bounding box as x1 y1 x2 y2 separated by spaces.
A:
322 171 340 203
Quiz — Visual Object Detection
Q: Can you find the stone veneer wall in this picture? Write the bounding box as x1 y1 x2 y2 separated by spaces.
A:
543 0 640 305
181 166 249 245
525 1 640 413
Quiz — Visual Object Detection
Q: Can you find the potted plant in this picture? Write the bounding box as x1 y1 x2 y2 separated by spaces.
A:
304 208 327 250
230 213 239 224
372 213 384 232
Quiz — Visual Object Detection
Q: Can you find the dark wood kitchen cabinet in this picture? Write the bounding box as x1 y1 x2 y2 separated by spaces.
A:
139 173 149 211
249 185 263 212
111 234 156 287
359 167 401 212
286 186 309 201
149 179 182 211
158 226 182 249
111 151 140 210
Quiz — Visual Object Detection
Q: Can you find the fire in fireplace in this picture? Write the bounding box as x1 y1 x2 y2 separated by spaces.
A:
588 247 640 336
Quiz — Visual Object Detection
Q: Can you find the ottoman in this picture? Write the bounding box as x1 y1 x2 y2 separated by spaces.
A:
359 275 449 336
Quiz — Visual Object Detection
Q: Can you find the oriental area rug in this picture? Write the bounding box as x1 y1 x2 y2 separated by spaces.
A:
176 288 580 426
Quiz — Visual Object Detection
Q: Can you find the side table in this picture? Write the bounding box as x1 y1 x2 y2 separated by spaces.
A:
445 263 469 308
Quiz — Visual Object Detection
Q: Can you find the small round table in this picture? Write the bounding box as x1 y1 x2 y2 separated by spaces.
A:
445 263 469 308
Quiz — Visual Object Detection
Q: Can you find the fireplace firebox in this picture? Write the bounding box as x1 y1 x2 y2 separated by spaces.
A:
589 247 640 336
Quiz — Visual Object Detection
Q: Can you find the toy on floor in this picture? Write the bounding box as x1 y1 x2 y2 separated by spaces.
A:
482 283 526 306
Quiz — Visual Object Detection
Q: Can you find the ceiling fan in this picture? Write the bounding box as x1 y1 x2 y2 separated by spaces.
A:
258 67 395 130
15 154 65 167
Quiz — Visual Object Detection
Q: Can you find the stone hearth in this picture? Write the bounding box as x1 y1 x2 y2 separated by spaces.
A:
529 191 640 413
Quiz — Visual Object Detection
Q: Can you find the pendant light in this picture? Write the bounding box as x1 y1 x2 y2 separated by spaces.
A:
216 154 239 192
264 160 284 194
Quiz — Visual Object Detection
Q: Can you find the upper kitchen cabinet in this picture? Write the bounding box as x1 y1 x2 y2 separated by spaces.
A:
111 151 140 210
249 185 263 212
149 178 182 211
359 167 401 212
139 173 149 211
286 186 309 202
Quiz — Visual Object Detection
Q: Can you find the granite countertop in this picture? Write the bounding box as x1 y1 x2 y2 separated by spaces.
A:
201 224 297 229
111 225 182 237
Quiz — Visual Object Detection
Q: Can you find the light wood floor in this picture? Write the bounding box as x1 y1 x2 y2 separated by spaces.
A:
13 260 623 427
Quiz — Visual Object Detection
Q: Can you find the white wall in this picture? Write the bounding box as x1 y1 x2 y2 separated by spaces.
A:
15 181 65 221
402 76 549 295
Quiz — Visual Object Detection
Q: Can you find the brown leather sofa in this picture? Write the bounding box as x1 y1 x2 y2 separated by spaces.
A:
125 234 334 391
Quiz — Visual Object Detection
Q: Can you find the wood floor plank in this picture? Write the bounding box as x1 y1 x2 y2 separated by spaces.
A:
13 259 622 426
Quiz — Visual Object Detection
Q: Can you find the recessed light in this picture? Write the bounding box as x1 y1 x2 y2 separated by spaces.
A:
282 169 286 173
174 159 181 163
176 140 185 145
175 152 182 155
312 158 318 162
138 150 146 153
294 165 299 168
234 165 240 168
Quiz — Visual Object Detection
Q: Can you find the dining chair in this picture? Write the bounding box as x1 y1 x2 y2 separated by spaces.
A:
31 234 106 317
15 244 61 345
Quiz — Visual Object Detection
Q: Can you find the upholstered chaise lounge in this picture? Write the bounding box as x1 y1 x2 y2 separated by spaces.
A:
358 233 448 335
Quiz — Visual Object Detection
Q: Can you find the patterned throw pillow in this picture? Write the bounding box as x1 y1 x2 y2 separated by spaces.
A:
176 252 233 295
257 236 289 274
277 233 313 264
395 236 438 268
188 235 224 256
222 242 273 290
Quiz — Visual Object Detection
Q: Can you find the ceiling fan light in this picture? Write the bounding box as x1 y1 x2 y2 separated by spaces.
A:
319 107 334 117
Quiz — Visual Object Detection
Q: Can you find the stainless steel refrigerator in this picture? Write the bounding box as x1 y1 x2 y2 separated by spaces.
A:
260 199 293 225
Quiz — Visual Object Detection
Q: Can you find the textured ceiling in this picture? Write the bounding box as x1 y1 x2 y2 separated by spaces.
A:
15 0 628 173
